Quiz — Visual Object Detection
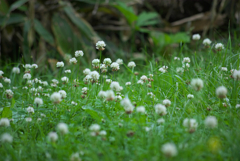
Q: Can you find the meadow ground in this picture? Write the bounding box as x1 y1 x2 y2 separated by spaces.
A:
0 35 240 161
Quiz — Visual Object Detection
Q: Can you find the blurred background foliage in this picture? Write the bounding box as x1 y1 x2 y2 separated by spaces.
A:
0 0 240 69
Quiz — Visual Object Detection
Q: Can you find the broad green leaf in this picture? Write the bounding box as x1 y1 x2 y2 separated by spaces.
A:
1 107 12 119
0 13 25 26
114 2 138 25
11 98 15 108
63 3 98 40
23 20 31 62
9 0 29 12
85 109 102 122
0 0 9 15
136 12 159 27
34 19 54 45
150 31 190 46
51 13 83 56
51 13 91 66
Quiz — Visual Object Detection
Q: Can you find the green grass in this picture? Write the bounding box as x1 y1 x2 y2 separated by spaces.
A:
0 37 240 161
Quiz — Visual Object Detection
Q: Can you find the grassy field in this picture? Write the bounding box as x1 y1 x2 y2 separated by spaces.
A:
0 35 240 161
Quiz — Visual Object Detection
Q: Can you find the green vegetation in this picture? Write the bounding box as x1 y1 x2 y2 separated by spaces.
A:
0 35 240 160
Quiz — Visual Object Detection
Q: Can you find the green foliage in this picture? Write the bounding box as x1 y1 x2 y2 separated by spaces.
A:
34 19 54 45
1 107 12 119
0 36 240 160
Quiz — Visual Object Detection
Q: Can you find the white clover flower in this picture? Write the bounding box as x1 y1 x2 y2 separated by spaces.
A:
154 104 167 115
42 81 48 86
110 81 122 91
38 86 43 91
92 59 100 69
106 79 112 84
140 75 148 82
57 123 69 134
163 99 171 107
174 57 180 60
83 75 92 84
12 67 20 74
27 80 33 85
34 97 43 106
0 83 3 88
115 95 122 100
127 61 136 68
69 57 77 64
75 50 84 57
98 91 106 98
191 78 204 91
25 117 32 122
183 118 198 133
90 71 100 82
187 94 194 99
1 133 13 143
65 69 71 73
99 130 107 136
125 82 131 86
176 67 184 73
30 88 37 93
23 64 32 69
41 113 46 117
136 106 145 113
26 107 34 114
204 116 217 129
203 38 212 46
32 64 38 69
121 97 134 114
5 89 13 99
48 132 58 142
43 93 50 97
100 64 107 73
50 92 62 104
215 43 224 51
59 90 67 98
56 61 64 67
185 63 190 68
221 67 227 72
147 92 155 98
159 67 166 73
61 76 69 83
137 80 144 85
4 78 11 84
236 104 240 109
89 124 100 132
64 54 72 61
157 118 165 124
92 59 100 65
83 68 91 75
52 79 59 84
192 34 201 40
0 70 4 76
116 59 123 65
103 58 112 66
161 143 178 157
96 41 106 50
216 86 227 99
23 73 31 80
71 101 77 106
70 153 81 161
110 62 120 71
182 57 190 63
0 118 10 127
82 87 88 93
105 90 115 101
232 70 240 80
